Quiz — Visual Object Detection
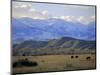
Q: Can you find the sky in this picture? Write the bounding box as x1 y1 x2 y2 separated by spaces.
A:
12 1 96 25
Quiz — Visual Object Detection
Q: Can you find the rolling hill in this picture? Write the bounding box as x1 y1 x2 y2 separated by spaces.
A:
13 37 96 56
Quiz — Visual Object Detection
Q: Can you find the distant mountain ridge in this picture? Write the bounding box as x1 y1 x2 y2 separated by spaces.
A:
12 17 96 43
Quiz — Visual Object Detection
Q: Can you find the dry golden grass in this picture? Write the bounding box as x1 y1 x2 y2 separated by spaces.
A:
12 54 96 74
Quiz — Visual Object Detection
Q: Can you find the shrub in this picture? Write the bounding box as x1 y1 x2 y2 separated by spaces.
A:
13 58 38 68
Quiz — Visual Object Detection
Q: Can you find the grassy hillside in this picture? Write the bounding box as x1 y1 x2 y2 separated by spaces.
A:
13 37 96 56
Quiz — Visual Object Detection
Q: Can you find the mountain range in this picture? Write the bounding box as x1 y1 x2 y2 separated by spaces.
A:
12 17 96 43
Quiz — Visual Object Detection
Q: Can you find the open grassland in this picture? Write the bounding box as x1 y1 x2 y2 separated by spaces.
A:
12 54 96 74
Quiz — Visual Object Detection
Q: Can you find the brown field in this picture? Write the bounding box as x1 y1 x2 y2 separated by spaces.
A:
12 54 96 74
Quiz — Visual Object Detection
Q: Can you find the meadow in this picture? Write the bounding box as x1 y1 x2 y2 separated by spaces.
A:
12 54 96 74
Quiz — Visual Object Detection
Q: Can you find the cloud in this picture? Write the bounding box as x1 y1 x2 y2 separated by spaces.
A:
53 16 95 25
12 2 49 19
12 2 95 25
77 16 95 24
13 2 32 9
91 16 95 20
42 10 48 15
13 2 32 8
29 8 36 12
53 16 77 22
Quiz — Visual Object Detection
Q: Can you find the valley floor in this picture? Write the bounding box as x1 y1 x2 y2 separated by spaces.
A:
12 54 96 74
